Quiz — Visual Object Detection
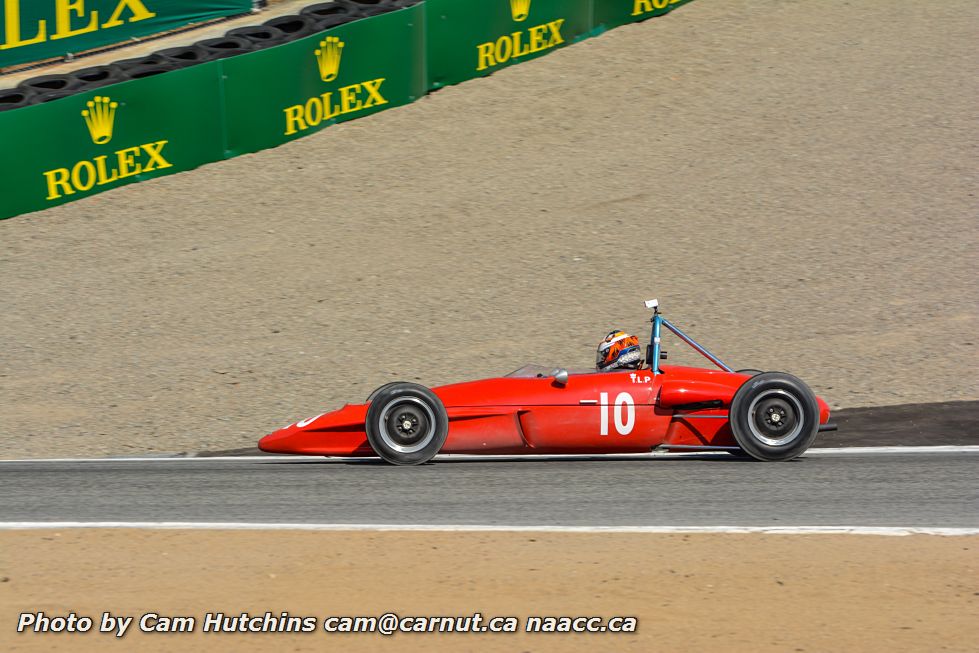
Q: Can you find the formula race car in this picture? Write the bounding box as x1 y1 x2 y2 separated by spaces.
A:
260 300 836 464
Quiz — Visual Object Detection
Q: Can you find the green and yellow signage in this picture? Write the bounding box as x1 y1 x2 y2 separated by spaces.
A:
425 0 592 88
593 0 695 30
221 7 425 156
0 0 253 68
0 62 223 217
0 0 698 220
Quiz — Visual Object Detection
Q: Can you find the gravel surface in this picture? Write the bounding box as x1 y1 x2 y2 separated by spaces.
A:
6 531 977 653
1 0 976 458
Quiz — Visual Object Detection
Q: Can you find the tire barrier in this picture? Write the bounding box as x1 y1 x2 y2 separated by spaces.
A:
0 0 697 219
0 87 34 112
0 1 255 69
262 15 322 42
69 65 127 90
155 45 213 69
300 3 363 30
196 36 257 61
113 54 170 71
340 0 401 17
16 74 83 94
31 89 81 104
125 62 179 80
226 25 290 50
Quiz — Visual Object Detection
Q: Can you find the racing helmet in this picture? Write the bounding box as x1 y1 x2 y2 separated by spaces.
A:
596 330 641 371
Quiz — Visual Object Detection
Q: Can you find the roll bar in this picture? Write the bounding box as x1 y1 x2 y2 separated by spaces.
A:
644 299 733 375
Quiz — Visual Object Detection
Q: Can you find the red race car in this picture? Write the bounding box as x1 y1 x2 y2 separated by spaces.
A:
259 300 836 464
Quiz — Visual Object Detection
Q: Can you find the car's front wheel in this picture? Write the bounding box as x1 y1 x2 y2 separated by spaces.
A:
365 382 448 465
366 382 401 403
729 372 819 461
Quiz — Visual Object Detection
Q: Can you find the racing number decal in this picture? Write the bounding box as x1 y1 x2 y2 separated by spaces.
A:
296 413 324 428
599 392 635 436
612 393 636 435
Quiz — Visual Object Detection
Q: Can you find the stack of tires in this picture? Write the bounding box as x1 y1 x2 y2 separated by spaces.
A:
0 0 418 112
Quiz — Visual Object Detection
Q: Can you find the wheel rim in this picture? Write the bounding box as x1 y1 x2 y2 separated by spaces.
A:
378 397 437 454
746 389 805 446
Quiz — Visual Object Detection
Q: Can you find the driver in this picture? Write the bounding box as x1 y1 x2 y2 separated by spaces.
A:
596 330 642 371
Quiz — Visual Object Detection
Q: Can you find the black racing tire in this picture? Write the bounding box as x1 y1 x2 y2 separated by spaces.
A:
736 369 764 377
124 63 177 80
31 89 80 104
338 0 398 16
365 383 448 465
70 65 126 89
155 44 212 67
17 73 82 94
196 36 254 61
114 54 168 71
366 382 403 403
313 14 360 29
301 2 362 20
226 25 289 49
0 87 35 112
263 15 319 41
729 372 819 461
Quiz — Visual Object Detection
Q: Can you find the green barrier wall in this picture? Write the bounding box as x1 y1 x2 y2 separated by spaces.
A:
0 0 694 220
425 0 592 89
0 62 224 217
0 0 253 68
593 0 695 31
222 7 425 156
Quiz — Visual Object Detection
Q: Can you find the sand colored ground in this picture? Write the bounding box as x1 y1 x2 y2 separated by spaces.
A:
0 530 976 652
1 0 977 458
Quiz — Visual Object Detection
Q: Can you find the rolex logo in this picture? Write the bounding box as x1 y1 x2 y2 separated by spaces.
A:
510 0 531 21
81 96 118 145
315 36 345 82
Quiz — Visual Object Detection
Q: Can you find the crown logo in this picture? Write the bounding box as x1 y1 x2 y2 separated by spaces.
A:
81 96 118 145
315 36 345 82
510 0 531 21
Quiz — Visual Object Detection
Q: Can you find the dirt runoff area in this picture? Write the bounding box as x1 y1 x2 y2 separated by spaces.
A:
0 530 975 652
1 0 977 458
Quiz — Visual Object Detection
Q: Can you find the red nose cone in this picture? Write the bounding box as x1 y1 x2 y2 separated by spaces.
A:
258 425 294 453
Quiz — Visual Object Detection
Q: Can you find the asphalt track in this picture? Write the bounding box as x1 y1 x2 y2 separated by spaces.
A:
1 449 976 528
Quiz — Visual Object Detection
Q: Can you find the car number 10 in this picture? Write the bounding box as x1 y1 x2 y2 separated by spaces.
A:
599 392 635 436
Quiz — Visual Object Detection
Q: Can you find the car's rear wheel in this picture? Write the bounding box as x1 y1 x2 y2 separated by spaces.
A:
729 372 819 461
365 383 448 465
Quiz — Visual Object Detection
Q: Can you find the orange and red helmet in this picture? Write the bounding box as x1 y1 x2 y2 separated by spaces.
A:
596 330 642 371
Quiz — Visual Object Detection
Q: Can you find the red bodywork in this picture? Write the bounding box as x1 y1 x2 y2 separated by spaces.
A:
259 364 832 457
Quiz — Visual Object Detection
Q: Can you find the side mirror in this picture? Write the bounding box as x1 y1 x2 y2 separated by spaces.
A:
551 368 569 386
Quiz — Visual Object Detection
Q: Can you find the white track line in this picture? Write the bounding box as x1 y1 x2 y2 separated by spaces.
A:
1 445 977 464
807 445 979 455
0 522 976 536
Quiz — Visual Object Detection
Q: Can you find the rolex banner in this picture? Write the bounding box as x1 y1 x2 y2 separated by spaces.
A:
592 0 696 31
221 6 425 156
0 0 253 68
0 0 699 220
425 0 593 89
0 62 224 218
0 5 423 217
